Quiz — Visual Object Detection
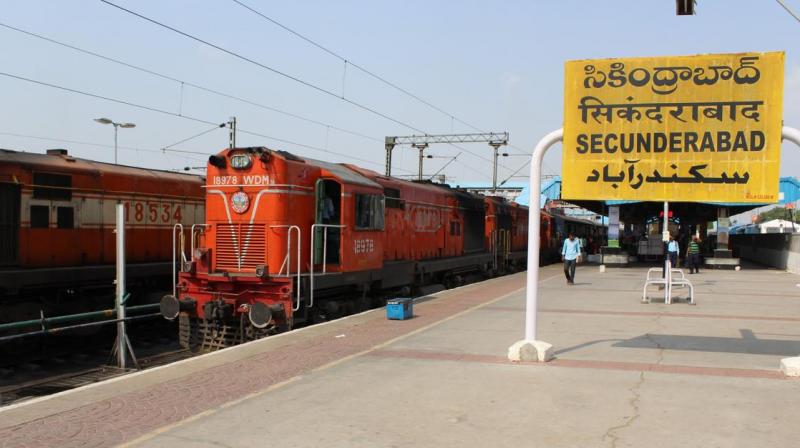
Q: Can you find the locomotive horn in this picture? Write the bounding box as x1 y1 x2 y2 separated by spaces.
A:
248 302 272 329
160 295 196 320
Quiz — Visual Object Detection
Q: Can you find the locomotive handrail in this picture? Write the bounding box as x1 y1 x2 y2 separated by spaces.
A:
309 224 346 309
491 229 498 271
190 224 212 258
172 224 185 299
270 225 302 312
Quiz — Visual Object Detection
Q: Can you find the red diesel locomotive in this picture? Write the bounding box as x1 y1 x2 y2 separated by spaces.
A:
161 147 529 349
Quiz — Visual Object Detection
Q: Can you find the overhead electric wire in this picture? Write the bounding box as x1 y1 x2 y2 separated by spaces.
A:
0 71 411 172
230 0 486 134
0 131 207 162
0 71 218 126
237 128 412 172
0 21 382 144
99 0 501 177
428 154 459 180
100 0 425 133
776 0 800 23
229 0 520 177
162 124 226 150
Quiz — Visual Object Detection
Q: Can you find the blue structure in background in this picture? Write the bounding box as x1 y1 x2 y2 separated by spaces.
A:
779 177 800 205
510 177 560 207
514 176 800 209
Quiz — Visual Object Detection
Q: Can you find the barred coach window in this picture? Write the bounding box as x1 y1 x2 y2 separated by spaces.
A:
30 205 49 228
32 172 72 201
57 206 74 229
355 194 385 230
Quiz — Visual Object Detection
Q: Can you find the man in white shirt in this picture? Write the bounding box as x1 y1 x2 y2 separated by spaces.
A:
561 232 582 285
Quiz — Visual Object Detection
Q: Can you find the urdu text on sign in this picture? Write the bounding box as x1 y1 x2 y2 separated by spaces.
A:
562 52 784 203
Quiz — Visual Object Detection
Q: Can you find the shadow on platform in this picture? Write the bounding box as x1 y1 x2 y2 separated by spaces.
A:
613 329 800 357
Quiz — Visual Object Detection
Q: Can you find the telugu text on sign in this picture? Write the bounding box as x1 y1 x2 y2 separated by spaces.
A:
562 52 784 203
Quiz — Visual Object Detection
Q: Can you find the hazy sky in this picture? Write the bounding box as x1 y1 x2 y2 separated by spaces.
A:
1 0 799 184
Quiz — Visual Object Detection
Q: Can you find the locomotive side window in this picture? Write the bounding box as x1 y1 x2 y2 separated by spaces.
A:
30 205 49 228
32 173 72 201
450 221 461 236
384 188 403 209
57 207 74 229
355 194 385 230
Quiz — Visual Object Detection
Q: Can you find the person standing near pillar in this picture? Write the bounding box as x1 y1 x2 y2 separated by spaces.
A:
687 236 701 274
562 232 581 285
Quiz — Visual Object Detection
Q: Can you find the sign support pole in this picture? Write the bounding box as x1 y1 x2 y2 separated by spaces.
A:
663 201 670 303
780 126 800 376
508 128 562 362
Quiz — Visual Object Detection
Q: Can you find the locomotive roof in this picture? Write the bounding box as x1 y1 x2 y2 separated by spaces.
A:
299 155 383 189
0 148 203 183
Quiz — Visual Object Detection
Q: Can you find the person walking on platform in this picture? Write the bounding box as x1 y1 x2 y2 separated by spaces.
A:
562 232 582 285
687 236 701 274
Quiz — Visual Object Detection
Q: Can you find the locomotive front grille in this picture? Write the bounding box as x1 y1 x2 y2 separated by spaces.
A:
215 223 266 271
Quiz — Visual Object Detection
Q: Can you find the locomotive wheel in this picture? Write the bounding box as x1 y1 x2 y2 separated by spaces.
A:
180 315 289 352
178 313 200 350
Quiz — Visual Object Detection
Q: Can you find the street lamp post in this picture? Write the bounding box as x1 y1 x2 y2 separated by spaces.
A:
94 117 136 164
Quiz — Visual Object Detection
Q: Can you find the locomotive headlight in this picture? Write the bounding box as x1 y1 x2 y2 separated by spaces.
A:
255 264 267 278
230 152 252 170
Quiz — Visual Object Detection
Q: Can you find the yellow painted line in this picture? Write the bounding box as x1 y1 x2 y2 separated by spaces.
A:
120 272 554 447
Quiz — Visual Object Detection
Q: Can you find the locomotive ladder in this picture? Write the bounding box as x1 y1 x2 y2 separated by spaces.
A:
172 224 189 298
308 224 346 309
270 225 302 312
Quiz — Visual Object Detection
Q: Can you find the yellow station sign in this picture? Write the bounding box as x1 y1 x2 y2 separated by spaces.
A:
562 52 784 203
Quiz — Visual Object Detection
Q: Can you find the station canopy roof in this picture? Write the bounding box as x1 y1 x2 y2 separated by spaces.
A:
531 176 800 223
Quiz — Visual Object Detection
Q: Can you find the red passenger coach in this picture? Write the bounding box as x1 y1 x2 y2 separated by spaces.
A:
163 147 529 349
0 149 204 319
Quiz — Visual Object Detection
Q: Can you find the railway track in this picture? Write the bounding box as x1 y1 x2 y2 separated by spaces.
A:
0 348 195 407
0 274 512 408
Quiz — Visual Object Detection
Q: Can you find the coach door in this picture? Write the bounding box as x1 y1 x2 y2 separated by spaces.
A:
0 183 20 266
314 179 342 266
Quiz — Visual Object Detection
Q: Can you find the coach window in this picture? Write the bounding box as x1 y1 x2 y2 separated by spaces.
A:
32 173 71 201
57 206 74 229
30 205 49 228
355 193 384 230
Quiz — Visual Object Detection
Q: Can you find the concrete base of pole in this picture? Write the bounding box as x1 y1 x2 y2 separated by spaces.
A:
508 339 554 362
779 356 800 377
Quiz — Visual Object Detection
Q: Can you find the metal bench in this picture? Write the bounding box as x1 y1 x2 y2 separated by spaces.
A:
642 267 695 305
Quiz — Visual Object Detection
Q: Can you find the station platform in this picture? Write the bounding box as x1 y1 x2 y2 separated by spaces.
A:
1 264 799 447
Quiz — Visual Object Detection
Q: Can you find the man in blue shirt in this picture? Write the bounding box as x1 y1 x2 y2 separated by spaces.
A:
667 233 679 269
562 232 582 285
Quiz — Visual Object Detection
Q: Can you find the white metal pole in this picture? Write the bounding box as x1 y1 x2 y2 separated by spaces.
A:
780 126 800 376
784 126 800 148
115 202 126 369
524 128 563 341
